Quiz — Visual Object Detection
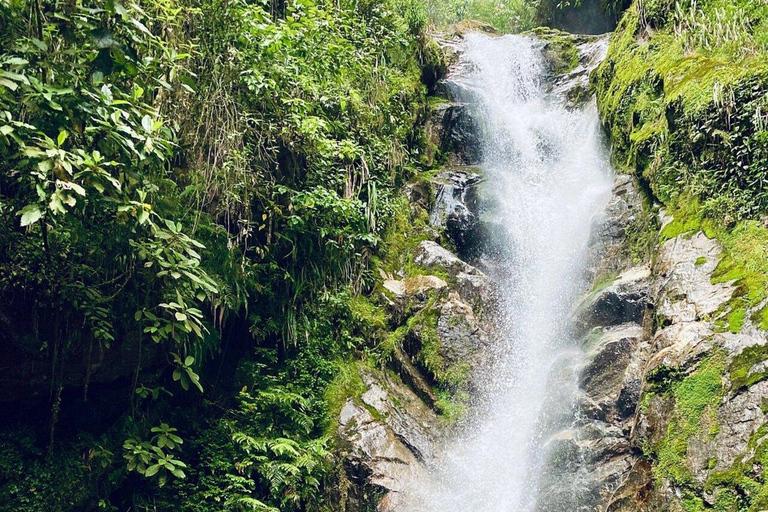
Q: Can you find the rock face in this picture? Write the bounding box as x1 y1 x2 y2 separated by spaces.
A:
535 176 650 512
334 239 498 510
560 179 768 512
430 168 483 256
434 102 482 165
333 367 441 512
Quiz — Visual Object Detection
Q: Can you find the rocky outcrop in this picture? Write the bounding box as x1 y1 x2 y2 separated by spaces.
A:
574 265 651 334
431 102 482 165
535 175 652 512
333 367 441 512
335 238 499 510
565 191 768 512
430 168 483 256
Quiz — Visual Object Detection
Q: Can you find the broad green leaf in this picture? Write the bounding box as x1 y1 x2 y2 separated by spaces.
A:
0 78 18 91
19 204 42 226
141 115 153 133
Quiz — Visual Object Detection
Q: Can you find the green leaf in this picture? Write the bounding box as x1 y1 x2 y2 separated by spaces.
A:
141 115 153 133
19 204 42 226
144 464 161 477
57 130 67 146
114 1 128 18
130 18 154 38
0 78 18 91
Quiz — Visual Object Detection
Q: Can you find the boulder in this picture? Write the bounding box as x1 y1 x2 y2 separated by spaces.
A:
436 292 489 370
383 275 447 299
414 240 474 276
575 266 651 334
455 270 498 316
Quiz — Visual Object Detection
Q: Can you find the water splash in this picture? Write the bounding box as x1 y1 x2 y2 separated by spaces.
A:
403 33 613 512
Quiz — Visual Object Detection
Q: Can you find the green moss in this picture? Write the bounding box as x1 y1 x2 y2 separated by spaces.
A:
683 492 706 512
695 256 707 266
593 0 768 213
410 306 444 380
324 360 367 429
659 199 705 241
652 353 726 485
434 389 468 424
375 195 434 279
526 27 580 75
348 294 388 333
755 305 768 331
729 344 768 392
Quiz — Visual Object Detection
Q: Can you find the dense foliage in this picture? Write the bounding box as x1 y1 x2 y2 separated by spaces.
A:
0 0 438 509
424 0 537 32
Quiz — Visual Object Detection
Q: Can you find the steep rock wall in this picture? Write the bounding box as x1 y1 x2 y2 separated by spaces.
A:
587 1 768 509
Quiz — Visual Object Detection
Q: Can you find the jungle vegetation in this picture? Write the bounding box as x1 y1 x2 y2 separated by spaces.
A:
1 0 767 510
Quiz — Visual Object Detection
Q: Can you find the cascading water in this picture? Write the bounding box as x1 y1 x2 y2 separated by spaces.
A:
403 33 614 511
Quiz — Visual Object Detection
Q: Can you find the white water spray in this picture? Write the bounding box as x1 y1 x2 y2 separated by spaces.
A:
403 33 613 512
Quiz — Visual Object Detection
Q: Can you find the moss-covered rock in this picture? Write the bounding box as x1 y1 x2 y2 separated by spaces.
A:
525 27 581 75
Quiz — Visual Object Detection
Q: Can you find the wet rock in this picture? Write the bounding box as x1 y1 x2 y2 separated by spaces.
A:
436 292 489 369
605 459 654 512
430 168 484 255
581 323 644 422
438 102 482 165
575 266 651 334
414 240 474 276
537 422 634 512
548 34 610 108
455 270 497 315
586 174 645 279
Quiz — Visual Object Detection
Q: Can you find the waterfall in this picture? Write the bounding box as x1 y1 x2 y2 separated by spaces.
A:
403 33 614 512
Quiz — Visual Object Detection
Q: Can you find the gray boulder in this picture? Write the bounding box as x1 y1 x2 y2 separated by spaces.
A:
575 266 651 334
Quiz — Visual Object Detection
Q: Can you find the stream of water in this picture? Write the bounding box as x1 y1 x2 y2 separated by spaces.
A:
403 33 614 511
